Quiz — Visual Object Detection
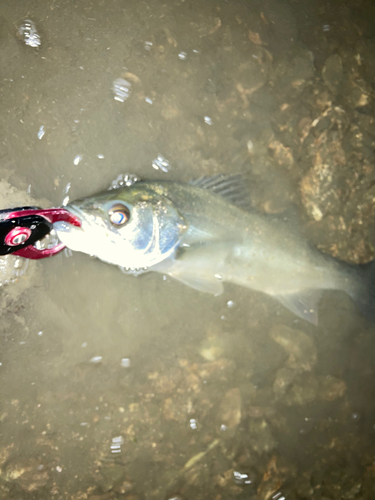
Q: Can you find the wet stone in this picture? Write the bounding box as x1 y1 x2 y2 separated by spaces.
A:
150 367 183 394
247 406 275 419
269 325 317 372
197 358 236 379
273 366 297 398
322 54 343 95
199 335 225 361
283 372 319 406
247 419 277 454
318 375 346 401
342 482 362 499
214 467 244 495
98 463 127 492
268 140 295 173
273 48 315 94
343 75 373 111
163 395 193 423
2 458 49 492
0 444 14 467
88 494 116 500
300 106 350 221
217 388 242 430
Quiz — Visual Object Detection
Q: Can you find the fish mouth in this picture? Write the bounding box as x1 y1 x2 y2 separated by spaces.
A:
53 205 87 236
65 203 110 229
64 204 86 224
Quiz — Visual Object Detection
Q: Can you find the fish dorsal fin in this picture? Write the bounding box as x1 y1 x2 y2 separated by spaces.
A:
275 290 323 325
190 174 252 211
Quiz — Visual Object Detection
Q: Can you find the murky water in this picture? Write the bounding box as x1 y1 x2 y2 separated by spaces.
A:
1 0 375 498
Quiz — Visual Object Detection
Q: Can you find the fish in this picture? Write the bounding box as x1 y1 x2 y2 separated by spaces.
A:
54 175 375 324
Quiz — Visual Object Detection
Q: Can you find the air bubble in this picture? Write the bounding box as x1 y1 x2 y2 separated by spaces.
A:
112 78 132 102
18 20 41 48
110 435 124 453
37 125 45 140
90 356 102 364
189 418 198 430
109 173 140 190
233 471 253 485
152 155 170 173
120 358 131 368
73 155 83 165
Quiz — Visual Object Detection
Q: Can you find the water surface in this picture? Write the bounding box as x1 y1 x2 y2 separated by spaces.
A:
1 0 375 498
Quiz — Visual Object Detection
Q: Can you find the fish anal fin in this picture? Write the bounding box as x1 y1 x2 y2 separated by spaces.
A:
275 290 323 325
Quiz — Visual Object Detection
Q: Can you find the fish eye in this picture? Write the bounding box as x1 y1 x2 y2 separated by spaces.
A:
108 203 130 227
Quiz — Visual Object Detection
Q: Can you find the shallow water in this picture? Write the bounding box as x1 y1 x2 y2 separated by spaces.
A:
1 0 375 498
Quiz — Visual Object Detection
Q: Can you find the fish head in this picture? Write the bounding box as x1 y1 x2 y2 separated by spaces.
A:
54 184 187 270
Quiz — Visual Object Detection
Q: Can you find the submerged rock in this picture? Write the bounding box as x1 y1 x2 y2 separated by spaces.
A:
273 48 315 95
2 458 49 492
0 444 14 468
322 54 343 95
248 419 277 454
217 388 242 430
300 106 349 222
318 375 346 401
273 366 297 398
97 463 127 492
283 372 319 406
269 325 317 372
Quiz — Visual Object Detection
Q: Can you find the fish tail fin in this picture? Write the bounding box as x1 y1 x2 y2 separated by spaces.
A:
349 260 375 322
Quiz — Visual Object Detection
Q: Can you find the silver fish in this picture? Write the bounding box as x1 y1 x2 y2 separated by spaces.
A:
54 175 374 324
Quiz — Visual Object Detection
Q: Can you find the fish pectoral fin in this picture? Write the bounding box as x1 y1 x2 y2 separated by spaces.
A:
275 290 323 325
171 271 224 296
152 259 224 296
